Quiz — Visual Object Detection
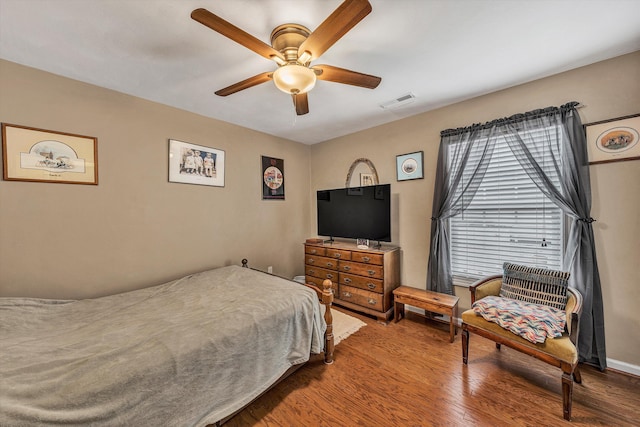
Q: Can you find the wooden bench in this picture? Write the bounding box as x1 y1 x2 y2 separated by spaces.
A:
393 286 459 342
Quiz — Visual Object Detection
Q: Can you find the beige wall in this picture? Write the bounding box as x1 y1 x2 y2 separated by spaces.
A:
310 51 640 368
0 59 311 299
1 52 638 368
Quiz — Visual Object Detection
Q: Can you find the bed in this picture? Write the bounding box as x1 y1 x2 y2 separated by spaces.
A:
0 263 334 426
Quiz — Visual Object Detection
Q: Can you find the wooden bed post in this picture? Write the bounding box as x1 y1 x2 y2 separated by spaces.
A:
321 279 335 365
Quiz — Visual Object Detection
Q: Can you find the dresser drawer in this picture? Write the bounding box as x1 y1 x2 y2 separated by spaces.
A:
305 266 338 282
326 248 351 261
338 261 383 279
305 245 326 256
305 275 338 294
339 273 383 293
339 285 383 311
305 254 338 270
350 252 384 265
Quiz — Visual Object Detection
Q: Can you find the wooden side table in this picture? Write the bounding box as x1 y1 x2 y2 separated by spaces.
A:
393 286 460 342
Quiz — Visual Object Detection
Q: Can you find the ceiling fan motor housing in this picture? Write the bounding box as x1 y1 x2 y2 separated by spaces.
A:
270 24 311 63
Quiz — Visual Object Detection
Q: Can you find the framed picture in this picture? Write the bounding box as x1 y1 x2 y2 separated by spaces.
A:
168 139 225 187
262 156 284 200
396 151 424 181
356 238 369 249
584 114 640 165
360 173 375 186
2 123 98 184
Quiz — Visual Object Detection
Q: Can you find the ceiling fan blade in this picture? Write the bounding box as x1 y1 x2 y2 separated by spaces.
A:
215 71 274 96
313 64 381 89
298 0 372 61
191 8 285 62
292 93 309 115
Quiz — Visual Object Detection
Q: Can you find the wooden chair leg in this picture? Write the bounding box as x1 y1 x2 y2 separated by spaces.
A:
462 328 469 364
573 364 582 384
562 372 574 421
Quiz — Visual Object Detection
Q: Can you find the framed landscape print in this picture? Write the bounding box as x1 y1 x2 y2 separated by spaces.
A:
584 114 640 165
168 139 225 187
262 155 284 200
2 123 98 185
396 151 424 181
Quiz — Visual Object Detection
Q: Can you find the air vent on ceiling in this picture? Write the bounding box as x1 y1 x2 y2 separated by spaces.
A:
380 92 416 110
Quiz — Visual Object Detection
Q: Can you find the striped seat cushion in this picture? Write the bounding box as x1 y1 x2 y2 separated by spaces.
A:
500 263 569 310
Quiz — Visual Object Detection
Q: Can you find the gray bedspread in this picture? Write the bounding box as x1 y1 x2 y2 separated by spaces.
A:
0 265 326 426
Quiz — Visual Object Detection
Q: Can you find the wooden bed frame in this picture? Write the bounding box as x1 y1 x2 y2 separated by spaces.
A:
241 259 335 364
212 261 335 426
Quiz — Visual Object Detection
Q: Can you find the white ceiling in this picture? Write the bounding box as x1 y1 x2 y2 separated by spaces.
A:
1 0 639 144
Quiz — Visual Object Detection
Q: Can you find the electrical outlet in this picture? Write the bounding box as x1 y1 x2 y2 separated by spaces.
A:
267 266 273 274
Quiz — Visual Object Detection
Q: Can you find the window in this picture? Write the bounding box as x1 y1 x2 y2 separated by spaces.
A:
449 129 564 283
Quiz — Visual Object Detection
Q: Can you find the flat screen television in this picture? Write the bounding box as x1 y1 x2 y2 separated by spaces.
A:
317 184 391 243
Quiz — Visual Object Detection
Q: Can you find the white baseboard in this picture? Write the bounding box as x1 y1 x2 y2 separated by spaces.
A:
606 358 640 377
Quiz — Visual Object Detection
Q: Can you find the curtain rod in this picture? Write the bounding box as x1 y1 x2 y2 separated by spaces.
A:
440 101 581 137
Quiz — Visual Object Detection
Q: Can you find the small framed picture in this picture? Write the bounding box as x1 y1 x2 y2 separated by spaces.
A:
360 173 375 186
396 151 424 181
584 114 640 165
262 155 284 200
356 238 369 249
169 139 225 187
2 123 98 185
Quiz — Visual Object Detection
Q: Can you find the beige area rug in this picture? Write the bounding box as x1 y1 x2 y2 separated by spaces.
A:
330 309 366 345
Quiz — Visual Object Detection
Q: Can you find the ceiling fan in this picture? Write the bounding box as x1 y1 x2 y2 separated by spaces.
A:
191 0 381 116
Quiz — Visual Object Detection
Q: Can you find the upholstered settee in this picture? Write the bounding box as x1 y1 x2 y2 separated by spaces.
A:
461 268 583 421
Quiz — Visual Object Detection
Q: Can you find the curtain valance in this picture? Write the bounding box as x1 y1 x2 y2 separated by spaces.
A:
440 102 580 137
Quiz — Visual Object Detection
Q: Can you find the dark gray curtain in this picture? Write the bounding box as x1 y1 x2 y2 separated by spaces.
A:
427 102 606 369
426 126 498 295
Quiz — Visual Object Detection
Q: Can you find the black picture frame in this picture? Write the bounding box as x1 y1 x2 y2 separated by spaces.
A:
261 156 285 200
396 150 424 181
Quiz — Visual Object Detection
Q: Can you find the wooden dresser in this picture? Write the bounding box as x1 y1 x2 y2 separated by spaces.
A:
304 241 400 322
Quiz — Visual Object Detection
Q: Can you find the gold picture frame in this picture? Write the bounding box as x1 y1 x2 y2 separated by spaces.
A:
2 123 98 184
584 114 640 165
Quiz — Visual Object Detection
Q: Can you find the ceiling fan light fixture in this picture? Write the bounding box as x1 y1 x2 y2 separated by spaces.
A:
273 64 317 94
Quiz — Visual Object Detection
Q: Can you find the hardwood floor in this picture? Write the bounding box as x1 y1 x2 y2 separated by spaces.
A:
227 308 640 426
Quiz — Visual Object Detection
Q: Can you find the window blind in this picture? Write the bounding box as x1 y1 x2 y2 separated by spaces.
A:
449 130 564 282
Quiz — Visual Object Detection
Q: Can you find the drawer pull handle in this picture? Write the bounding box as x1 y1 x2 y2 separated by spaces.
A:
326 273 334 279
334 253 341 258
367 298 377 305
343 266 351 271
308 258 315 264
326 262 333 267
310 250 317 254
367 283 376 290
308 269 315 275
344 278 352 284
367 270 376 276
362 256 370 262
343 292 352 298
